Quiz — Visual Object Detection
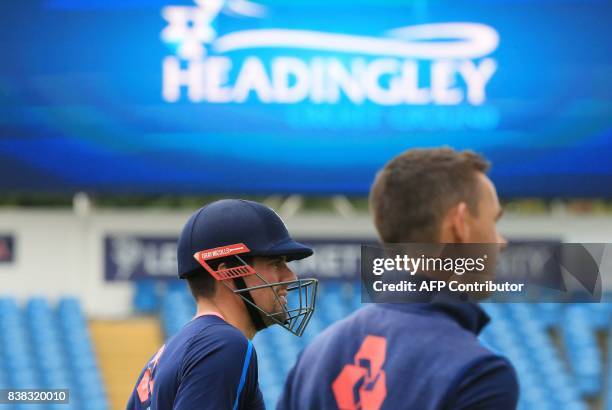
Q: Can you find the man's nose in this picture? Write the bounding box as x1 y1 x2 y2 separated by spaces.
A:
282 266 298 282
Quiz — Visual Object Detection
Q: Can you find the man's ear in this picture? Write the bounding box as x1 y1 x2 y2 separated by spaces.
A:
215 262 234 291
448 202 470 243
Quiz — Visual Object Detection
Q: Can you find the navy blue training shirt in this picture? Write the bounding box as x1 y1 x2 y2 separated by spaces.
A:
127 314 264 410
278 302 518 410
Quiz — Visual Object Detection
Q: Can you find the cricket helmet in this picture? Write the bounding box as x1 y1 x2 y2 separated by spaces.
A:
177 199 317 336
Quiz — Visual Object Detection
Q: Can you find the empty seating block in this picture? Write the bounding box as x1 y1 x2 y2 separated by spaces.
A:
133 280 160 313
0 297 108 410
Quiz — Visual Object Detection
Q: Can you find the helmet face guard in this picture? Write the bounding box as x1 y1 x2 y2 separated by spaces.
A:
194 243 318 337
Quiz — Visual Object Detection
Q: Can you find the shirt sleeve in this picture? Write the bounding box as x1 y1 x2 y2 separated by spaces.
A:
444 355 519 410
174 326 265 410
126 358 153 410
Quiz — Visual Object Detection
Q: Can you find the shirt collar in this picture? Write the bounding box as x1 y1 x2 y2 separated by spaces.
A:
379 299 490 335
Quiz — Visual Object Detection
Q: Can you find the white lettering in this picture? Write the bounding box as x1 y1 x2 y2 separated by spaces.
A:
162 56 498 106
363 59 402 105
400 60 430 104
162 56 205 102
431 60 463 105
458 58 497 105
233 57 273 103
273 57 310 103
204 57 232 102
326 59 365 104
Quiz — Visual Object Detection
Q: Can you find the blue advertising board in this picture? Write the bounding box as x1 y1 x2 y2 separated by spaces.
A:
104 234 569 284
2 0 611 196
104 235 369 280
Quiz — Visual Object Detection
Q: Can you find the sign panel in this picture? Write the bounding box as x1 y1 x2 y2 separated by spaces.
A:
105 236 178 281
105 235 574 286
104 235 370 281
2 0 611 196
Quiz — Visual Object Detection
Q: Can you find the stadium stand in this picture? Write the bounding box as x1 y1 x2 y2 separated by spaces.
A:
560 305 604 398
132 280 160 314
607 330 612 410
2 284 611 410
0 297 107 410
481 304 587 410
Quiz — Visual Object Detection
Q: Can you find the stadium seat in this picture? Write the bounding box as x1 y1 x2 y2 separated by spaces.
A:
133 280 160 313
0 297 109 410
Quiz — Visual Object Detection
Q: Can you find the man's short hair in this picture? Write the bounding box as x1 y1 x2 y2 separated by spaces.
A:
369 147 490 243
185 256 253 300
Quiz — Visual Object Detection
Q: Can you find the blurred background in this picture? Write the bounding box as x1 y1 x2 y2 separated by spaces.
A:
1 0 612 409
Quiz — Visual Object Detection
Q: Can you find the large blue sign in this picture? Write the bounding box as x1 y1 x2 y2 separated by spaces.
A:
1 0 611 196
104 235 369 280
104 234 571 284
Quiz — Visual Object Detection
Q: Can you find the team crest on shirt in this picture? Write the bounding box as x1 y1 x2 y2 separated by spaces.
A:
332 335 387 410
137 345 166 405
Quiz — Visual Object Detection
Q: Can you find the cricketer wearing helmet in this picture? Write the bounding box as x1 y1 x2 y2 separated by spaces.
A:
127 199 317 410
